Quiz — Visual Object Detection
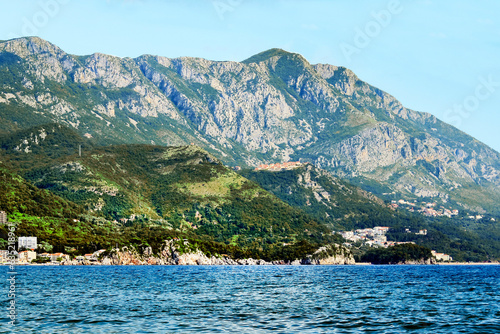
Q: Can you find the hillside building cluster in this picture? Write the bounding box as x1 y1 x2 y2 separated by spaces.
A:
339 226 395 247
0 232 108 265
391 200 459 218
254 161 303 171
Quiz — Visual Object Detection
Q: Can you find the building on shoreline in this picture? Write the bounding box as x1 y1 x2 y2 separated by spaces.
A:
431 250 453 262
39 252 70 262
18 250 36 263
339 226 393 247
339 227 421 249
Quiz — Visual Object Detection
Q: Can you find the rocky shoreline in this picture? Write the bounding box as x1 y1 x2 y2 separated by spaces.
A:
59 241 356 266
11 261 500 266
12 241 477 266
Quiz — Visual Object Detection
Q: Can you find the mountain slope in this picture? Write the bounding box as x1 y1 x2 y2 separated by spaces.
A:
240 164 500 261
239 164 396 230
0 124 335 249
1 37 499 214
0 159 81 219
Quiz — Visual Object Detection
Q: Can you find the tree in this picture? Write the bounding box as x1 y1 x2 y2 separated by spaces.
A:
38 241 53 253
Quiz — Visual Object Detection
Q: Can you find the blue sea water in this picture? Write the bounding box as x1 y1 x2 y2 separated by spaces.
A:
1 265 500 333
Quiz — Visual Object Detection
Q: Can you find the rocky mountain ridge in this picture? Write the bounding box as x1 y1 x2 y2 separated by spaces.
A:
1 37 499 214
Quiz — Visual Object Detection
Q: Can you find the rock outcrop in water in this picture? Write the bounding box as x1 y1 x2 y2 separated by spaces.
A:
308 244 356 265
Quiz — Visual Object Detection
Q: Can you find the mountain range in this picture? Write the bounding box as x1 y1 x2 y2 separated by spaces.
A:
1 36 498 215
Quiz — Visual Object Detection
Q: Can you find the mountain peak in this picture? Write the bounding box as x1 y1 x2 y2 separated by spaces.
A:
0 36 64 58
242 48 307 64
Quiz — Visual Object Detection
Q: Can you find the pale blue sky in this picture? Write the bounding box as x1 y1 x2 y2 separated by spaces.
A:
1 0 499 152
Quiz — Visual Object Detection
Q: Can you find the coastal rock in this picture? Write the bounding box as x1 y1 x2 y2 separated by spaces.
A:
235 258 271 265
314 255 355 265
69 240 356 266
98 241 248 266
306 244 355 265
399 258 435 265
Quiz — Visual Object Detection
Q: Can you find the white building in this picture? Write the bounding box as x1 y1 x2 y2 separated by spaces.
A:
39 252 69 262
51 253 70 261
18 237 37 250
432 250 453 262
374 235 387 243
18 250 36 263
373 226 390 235
416 229 428 235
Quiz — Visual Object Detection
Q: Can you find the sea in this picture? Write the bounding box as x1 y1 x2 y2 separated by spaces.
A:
1 265 499 333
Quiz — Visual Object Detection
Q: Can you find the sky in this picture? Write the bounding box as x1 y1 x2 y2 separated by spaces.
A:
1 0 499 152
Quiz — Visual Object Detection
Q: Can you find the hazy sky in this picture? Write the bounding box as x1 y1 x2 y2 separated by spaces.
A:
1 0 499 152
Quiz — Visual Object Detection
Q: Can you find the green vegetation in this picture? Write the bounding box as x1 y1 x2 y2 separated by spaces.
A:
385 216 500 262
1 123 499 262
0 125 341 259
1 38 499 264
0 163 82 219
240 166 409 231
1 209 340 261
359 244 432 264
1 39 499 220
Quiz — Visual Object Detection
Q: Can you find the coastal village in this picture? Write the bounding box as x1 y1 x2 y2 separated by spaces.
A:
1 209 455 264
0 210 105 265
338 226 453 262
0 234 108 265
390 199 496 222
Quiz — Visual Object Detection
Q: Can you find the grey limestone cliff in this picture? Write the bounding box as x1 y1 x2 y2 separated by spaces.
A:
1 37 499 213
